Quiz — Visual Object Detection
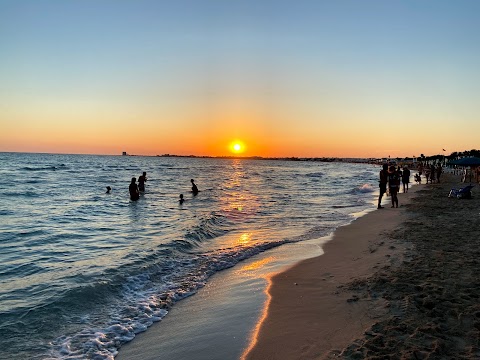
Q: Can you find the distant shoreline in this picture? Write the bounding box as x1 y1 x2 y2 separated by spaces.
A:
5 150 475 167
0 151 392 164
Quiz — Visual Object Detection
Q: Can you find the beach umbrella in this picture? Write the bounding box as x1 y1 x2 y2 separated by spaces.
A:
448 157 480 166
448 157 480 183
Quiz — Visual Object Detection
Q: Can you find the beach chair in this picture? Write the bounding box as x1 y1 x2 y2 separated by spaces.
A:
448 185 474 199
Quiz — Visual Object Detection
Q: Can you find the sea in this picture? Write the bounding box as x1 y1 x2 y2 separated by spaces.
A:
0 152 381 360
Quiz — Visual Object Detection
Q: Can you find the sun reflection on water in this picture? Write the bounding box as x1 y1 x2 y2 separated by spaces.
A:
238 256 274 273
238 233 251 245
220 159 261 221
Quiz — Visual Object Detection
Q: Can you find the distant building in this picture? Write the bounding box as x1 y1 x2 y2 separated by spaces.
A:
122 151 128 156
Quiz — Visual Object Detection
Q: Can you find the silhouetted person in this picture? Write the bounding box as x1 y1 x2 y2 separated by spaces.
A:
429 164 435 183
425 167 430 183
191 179 199 195
106 186 111 194
129 177 139 201
402 166 410 193
377 164 388 209
138 172 147 192
388 165 400 208
414 173 421 184
179 194 185 204
436 164 442 183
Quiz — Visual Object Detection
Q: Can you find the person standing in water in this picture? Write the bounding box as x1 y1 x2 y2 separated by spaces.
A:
377 164 389 209
179 194 185 204
191 179 199 195
138 172 147 192
129 177 139 201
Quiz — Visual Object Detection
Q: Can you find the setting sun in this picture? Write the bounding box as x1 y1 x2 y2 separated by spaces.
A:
229 141 245 154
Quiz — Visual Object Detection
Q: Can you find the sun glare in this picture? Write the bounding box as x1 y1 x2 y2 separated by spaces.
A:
229 141 245 154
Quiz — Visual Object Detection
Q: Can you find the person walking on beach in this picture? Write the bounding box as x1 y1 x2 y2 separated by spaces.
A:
396 166 403 189
191 179 199 195
138 172 147 192
429 164 435 184
436 164 442 183
377 164 389 209
129 177 139 201
402 166 411 193
424 166 430 184
388 165 400 208
417 163 424 177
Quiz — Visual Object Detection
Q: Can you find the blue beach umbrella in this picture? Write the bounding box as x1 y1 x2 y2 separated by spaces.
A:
448 157 480 183
448 157 480 166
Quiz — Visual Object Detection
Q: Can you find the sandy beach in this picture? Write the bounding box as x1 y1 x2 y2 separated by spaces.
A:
245 173 480 359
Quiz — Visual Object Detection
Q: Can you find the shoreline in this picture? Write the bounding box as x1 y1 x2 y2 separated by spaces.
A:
115 231 333 360
115 180 384 359
116 177 419 360
243 182 420 359
115 176 417 360
245 173 480 359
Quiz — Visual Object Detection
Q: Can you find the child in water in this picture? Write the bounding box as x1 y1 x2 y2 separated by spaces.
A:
179 194 185 204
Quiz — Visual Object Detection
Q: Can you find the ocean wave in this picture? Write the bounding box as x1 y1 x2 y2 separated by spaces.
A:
305 171 324 178
47 238 296 359
20 164 68 171
0 261 45 279
184 212 230 244
351 183 375 194
25 179 45 184
331 203 364 209
1 191 41 198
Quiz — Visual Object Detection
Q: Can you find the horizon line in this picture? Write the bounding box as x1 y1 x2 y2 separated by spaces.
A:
0 150 464 161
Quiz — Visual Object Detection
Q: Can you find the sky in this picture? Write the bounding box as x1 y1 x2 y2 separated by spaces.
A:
1 0 479 158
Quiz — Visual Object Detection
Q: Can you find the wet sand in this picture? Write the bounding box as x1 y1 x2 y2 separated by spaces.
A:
115 229 331 360
245 173 480 359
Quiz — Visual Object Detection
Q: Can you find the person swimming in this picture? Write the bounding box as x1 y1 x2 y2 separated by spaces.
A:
129 177 139 201
179 194 185 204
191 179 198 195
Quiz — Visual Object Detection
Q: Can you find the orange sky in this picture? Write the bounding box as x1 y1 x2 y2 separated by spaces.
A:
1 2 479 158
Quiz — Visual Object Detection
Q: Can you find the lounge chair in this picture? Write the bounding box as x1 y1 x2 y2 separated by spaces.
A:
448 185 474 199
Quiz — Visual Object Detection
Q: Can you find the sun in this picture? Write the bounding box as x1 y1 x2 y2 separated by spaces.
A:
229 141 245 154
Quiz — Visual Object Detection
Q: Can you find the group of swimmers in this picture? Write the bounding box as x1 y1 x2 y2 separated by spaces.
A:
178 179 199 204
126 171 199 203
